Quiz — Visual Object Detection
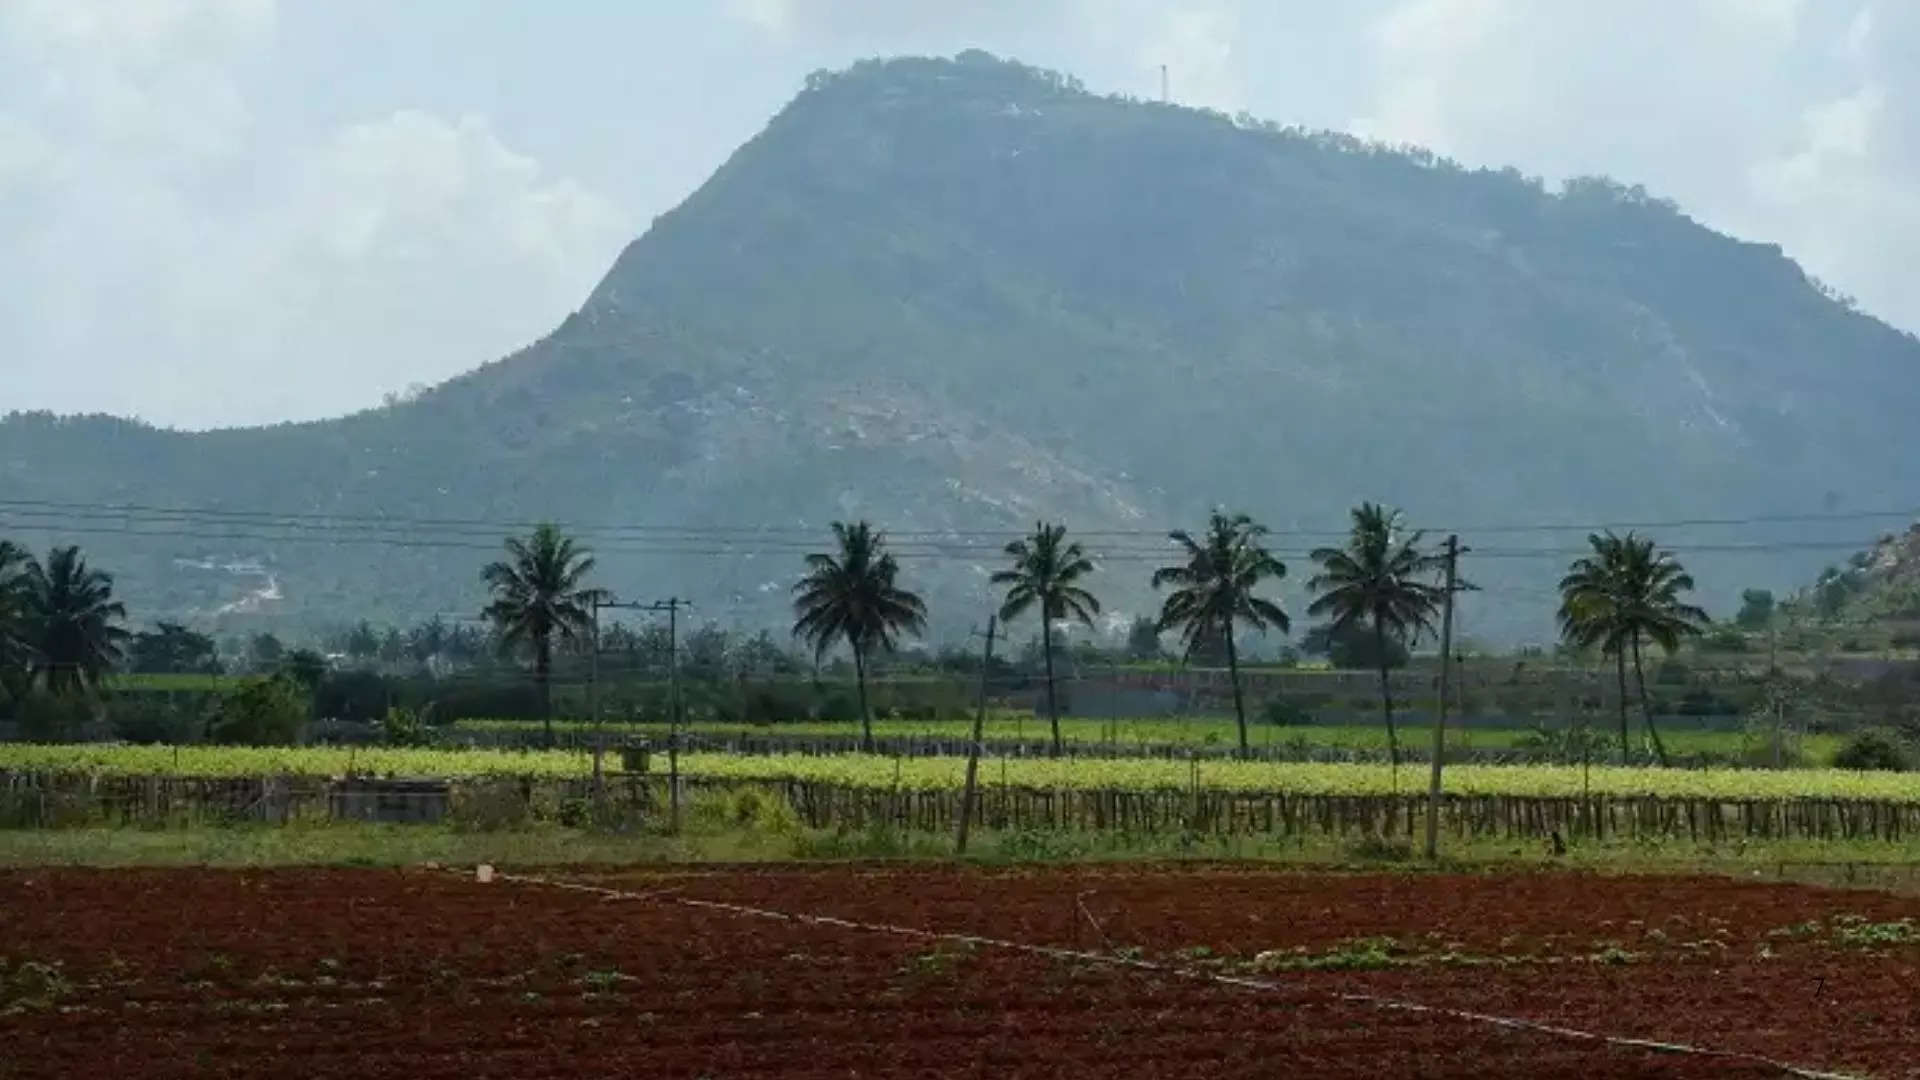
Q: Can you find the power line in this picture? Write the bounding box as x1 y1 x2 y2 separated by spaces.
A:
1 495 1914 543
0 514 1888 567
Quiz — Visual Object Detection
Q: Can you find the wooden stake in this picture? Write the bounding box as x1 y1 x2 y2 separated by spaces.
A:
955 615 997 855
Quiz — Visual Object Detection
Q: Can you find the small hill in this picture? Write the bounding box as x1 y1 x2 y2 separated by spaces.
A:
1794 525 1920 632
4 51 1920 641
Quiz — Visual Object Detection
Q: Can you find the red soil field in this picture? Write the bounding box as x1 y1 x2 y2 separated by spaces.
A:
2 865 1915 1078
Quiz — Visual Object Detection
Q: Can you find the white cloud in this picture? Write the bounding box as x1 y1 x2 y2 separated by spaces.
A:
1352 0 1920 333
728 0 795 36
0 0 630 428
7 1 1920 428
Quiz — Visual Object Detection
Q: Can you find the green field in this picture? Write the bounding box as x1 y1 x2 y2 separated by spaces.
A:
3 743 1911 800
451 714 1839 763
105 672 256 692
6 821 1920 875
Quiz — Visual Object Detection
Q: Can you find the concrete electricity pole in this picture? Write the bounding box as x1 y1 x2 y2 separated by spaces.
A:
1425 535 1466 861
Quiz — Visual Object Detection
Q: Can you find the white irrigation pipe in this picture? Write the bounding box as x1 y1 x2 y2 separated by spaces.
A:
471 869 1861 1080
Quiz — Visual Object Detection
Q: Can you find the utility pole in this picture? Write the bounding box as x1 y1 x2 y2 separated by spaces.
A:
589 596 604 801
597 596 690 832
639 597 690 834
1425 535 1465 861
1767 613 1782 768
955 615 997 855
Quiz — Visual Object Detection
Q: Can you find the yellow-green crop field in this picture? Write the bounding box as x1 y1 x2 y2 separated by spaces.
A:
0 744 591 780
3 744 1917 801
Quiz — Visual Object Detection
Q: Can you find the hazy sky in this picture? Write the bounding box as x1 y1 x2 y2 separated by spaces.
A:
3 0 1915 429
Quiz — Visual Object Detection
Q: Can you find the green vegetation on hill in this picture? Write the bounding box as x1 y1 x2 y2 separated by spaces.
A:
4 51 1919 641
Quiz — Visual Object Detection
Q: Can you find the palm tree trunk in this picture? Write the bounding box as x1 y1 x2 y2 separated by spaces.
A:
1224 621 1248 759
1631 631 1669 766
853 642 872 753
1375 620 1398 778
1042 613 1061 758
536 632 554 748
1614 646 1630 763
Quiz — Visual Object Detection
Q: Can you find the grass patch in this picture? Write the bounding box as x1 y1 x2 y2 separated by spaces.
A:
5 819 1920 879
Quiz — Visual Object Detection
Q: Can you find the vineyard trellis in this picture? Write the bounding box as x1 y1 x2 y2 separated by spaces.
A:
7 770 1920 843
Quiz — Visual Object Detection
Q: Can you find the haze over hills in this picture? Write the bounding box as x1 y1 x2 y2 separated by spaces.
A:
4 51 1918 645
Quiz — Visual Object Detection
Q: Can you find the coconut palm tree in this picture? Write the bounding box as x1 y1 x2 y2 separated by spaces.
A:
481 523 605 746
1307 503 1445 772
992 522 1100 757
1615 534 1710 765
1151 510 1289 758
18 545 129 697
792 521 927 752
1558 532 1708 765
1559 534 1635 761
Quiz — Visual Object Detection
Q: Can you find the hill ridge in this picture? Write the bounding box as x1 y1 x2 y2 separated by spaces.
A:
3 50 1917 643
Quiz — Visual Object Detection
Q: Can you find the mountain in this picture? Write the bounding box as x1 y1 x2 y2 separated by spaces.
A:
5 51 1920 644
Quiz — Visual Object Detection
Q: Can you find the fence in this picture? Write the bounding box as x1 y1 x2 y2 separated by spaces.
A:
782 783 1920 844
8 769 1920 844
0 771 656 829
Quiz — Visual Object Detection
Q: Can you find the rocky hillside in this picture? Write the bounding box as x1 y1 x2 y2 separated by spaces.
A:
4 51 1919 641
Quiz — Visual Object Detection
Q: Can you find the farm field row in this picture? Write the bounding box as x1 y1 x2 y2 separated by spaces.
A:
3 866 1914 1078
2 743 1913 800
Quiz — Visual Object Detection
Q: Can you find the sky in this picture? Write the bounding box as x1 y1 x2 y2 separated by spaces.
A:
2 0 1915 430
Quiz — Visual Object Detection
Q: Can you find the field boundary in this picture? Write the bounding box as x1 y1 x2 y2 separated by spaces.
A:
474 868 1859 1080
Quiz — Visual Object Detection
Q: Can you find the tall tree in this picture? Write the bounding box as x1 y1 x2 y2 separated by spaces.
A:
1734 589 1775 630
128 622 222 675
1307 503 1445 772
0 541 29 695
19 546 129 697
407 616 449 664
1151 510 1289 758
481 523 605 746
247 632 286 672
1558 532 1709 765
791 521 927 752
992 521 1100 757
1125 615 1163 661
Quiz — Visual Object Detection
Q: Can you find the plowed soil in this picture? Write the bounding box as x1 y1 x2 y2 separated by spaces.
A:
2 865 1915 1078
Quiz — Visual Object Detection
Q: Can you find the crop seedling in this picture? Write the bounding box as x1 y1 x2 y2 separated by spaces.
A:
2 960 73 1013
1827 915 1919 948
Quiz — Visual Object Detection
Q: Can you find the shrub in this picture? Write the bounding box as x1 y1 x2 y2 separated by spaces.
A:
13 693 98 741
207 677 308 745
378 706 429 747
1260 699 1315 726
106 697 198 744
742 683 812 725
1703 627 1750 653
813 691 860 724
314 670 397 725
1832 728 1913 772
688 785 801 834
1342 832 1412 862
427 680 543 723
